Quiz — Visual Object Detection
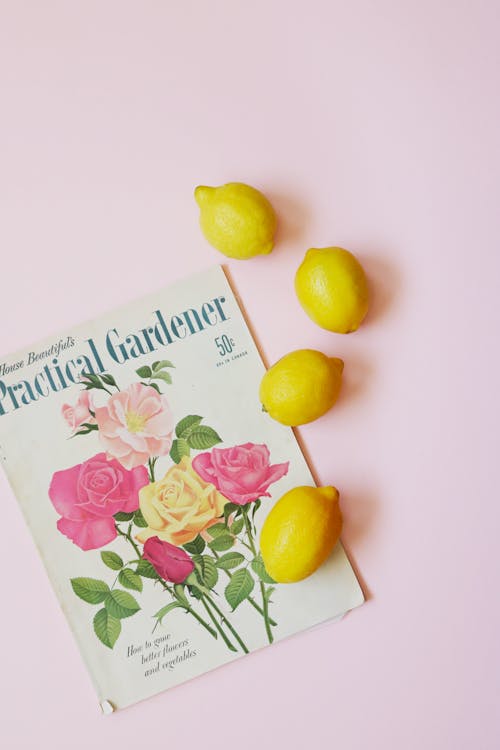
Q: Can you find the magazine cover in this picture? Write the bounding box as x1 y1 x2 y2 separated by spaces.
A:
0 265 364 711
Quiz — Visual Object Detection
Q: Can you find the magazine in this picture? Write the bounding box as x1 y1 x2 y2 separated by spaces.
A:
0 265 364 711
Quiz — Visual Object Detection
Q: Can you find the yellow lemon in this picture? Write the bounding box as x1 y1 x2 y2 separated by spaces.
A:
194 182 277 259
259 349 343 426
295 246 369 333
260 485 342 583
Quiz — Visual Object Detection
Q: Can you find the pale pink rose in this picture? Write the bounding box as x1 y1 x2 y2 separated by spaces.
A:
49 453 149 550
94 382 174 469
62 391 95 434
192 443 289 505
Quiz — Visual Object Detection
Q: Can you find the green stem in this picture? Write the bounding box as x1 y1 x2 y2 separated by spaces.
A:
211 549 277 626
204 594 249 654
151 583 218 639
243 508 274 644
179 597 218 639
246 593 277 626
259 581 273 643
242 510 258 557
116 524 142 559
200 597 237 651
151 581 218 639
148 457 157 483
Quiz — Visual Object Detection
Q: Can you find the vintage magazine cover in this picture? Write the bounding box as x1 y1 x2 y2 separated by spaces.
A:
0 266 364 710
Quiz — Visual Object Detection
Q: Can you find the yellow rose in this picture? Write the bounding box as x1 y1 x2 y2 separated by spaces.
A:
136 456 227 546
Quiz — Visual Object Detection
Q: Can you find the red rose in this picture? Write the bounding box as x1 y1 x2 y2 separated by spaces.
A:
143 536 195 583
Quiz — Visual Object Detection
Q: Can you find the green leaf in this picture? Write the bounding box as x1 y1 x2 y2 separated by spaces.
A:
175 415 203 438
169 438 190 463
154 601 182 624
133 509 148 528
230 517 244 535
114 511 135 522
93 608 121 649
152 371 172 384
136 365 152 378
216 551 245 570
188 583 212 599
186 571 212 598
186 425 222 450
152 360 174 372
207 523 228 538
224 502 241 525
183 535 205 554
105 589 140 619
100 551 124 570
81 372 101 385
73 426 98 436
118 568 143 591
148 382 162 394
193 555 218 589
208 534 234 552
136 559 158 579
100 373 117 387
225 569 254 610
188 584 202 600
251 498 262 532
71 578 110 604
251 554 276 583
174 584 189 606
79 422 98 431
264 586 275 604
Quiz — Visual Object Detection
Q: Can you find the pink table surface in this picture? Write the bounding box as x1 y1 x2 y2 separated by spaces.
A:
0 2 499 748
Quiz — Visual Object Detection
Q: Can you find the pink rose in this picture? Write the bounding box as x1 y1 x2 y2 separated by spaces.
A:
61 391 95 434
94 382 174 470
192 443 289 505
49 452 149 550
143 536 195 583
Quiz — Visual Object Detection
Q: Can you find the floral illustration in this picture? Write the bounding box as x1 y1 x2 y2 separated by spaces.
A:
49 453 148 550
61 391 95 435
50 359 289 653
95 381 174 469
192 443 289 505
143 537 195 583
137 456 228 545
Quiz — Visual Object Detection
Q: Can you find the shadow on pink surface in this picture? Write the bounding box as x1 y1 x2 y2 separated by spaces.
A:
266 189 312 250
336 350 375 408
360 252 402 327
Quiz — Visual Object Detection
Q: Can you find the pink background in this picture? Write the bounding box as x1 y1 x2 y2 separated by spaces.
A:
0 2 499 748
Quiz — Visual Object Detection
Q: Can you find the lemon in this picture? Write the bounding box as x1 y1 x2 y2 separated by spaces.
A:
194 182 277 259
295 246 369 333
260 486 342 583
259 349 343 426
